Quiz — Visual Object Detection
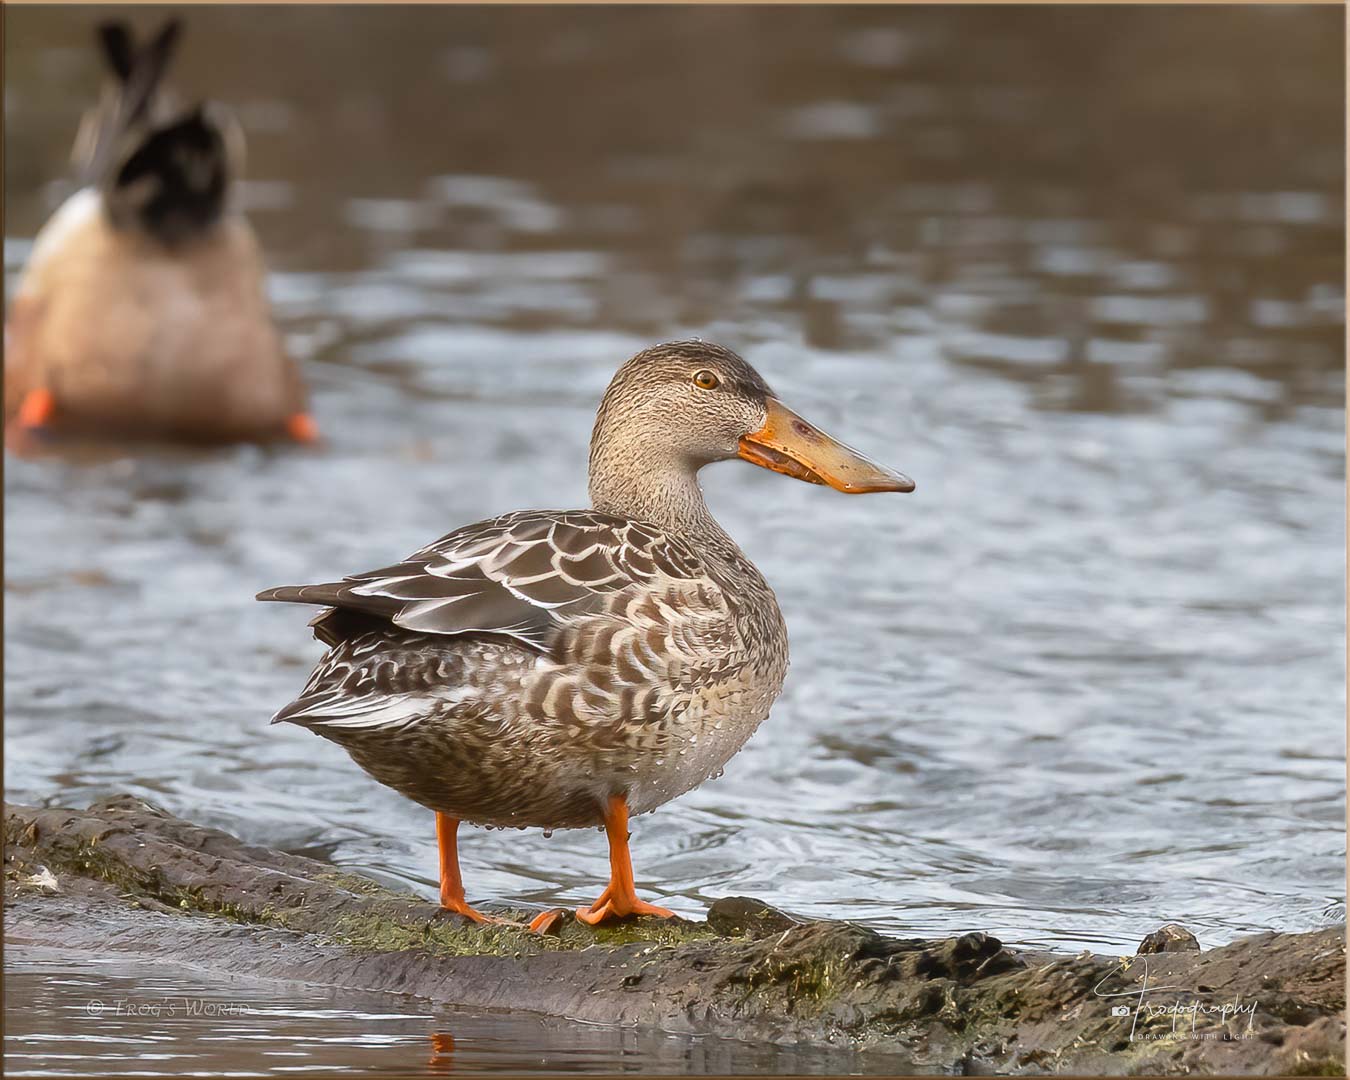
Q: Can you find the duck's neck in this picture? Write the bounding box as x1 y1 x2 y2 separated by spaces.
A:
590 445 785 648
590 452 737 555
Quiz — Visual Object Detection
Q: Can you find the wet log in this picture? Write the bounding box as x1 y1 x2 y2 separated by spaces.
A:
5 796 1344 1075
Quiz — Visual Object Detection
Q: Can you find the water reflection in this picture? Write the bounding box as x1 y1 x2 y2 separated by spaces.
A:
428 1031 456 1073
4 947 918 1075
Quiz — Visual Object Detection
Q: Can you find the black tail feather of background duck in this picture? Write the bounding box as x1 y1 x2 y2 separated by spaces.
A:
85 18 232 244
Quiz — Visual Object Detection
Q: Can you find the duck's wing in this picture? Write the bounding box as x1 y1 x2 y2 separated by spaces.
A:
257 509 707 654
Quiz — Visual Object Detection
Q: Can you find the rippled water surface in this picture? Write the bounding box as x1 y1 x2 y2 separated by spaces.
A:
4 4 1346 1071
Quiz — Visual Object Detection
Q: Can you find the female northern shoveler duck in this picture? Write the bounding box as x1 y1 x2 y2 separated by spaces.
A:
4 19 314 449
258 342 912 927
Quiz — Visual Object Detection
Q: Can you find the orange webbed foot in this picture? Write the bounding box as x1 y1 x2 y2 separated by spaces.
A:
438 897 510 925
575 895 676 926
6 388 57 453
15 388 55 429
285 412 319 443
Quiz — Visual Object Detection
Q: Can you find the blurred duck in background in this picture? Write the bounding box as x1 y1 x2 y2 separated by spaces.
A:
4 19 316 449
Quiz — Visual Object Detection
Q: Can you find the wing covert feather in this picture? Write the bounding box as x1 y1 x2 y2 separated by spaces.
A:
257 509 714 653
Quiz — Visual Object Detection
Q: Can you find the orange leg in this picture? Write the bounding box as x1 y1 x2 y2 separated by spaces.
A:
285 412 319 443
436 813 500 924
575 794 676 925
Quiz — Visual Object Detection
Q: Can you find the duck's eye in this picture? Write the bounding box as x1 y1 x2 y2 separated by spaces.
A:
693 369 720 390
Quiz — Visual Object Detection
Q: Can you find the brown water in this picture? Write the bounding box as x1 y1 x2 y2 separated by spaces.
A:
4 4 1346 1074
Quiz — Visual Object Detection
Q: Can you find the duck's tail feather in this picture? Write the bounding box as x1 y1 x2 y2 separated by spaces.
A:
108 106 230 244
256 583 347 607
257 586 392 649
97 23 137 83
99 19 181 122
76 18 238 245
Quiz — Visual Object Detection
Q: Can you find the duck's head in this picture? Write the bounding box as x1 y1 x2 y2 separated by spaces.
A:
590 342 913 517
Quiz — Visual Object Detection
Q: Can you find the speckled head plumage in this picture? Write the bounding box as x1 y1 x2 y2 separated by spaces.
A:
589 340 914 531
590 341 774 473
